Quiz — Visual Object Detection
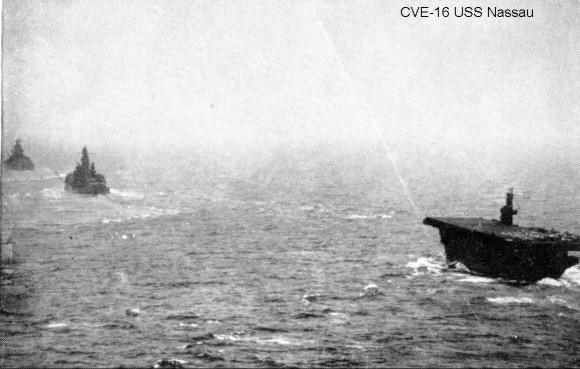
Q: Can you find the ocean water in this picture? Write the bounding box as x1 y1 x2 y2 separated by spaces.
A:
1 144 580 368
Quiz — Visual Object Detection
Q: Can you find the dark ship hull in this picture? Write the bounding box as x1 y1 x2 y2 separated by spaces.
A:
424 217 580 282
64 182 110 195
4 157 35 171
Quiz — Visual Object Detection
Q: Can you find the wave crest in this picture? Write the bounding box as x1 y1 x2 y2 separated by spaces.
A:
109 188 145 199
406 257 445 275
486 296 534 305
561 265 580 285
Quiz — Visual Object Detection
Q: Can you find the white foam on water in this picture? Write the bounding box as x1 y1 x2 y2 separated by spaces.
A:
102 218 123 223
102 207 180 224
39 171 66 180
138 208 180 219
44 321 72 332
215 333 244 342
178 343 203 349
359 283 382 297
301 293 321 304
116 272 128 284
548 296 568 305
257 337 297 345
561 265 580 285
178 323 199 328
215 333 305 346
329 312 349 325
448 262 471 273
364 283 378 291
486 296 535 305
126 307 141 316
548 296 580 311
537 278 570 287
109 188 145 199
457 276 496 284
406 257 445 275
154 359 187 369
118 234 136 240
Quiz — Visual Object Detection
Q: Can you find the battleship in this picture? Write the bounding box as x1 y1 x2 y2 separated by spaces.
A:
3 139 35 171
424 189 580 282
64 147 110 195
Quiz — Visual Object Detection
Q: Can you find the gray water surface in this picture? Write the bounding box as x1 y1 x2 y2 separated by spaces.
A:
2 146 580 367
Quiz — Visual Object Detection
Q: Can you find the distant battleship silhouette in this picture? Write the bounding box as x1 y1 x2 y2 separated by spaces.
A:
64 147 110 195
4 139 34 171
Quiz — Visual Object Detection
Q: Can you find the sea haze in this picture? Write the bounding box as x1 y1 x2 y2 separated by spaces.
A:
1 142 580 367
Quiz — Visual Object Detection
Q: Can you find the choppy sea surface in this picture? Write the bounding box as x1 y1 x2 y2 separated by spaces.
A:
2 144 580 367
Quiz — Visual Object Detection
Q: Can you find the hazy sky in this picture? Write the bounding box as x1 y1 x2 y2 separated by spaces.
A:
3 0 579 153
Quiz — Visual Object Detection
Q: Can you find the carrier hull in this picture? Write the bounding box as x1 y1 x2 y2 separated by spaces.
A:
424 217 580 283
